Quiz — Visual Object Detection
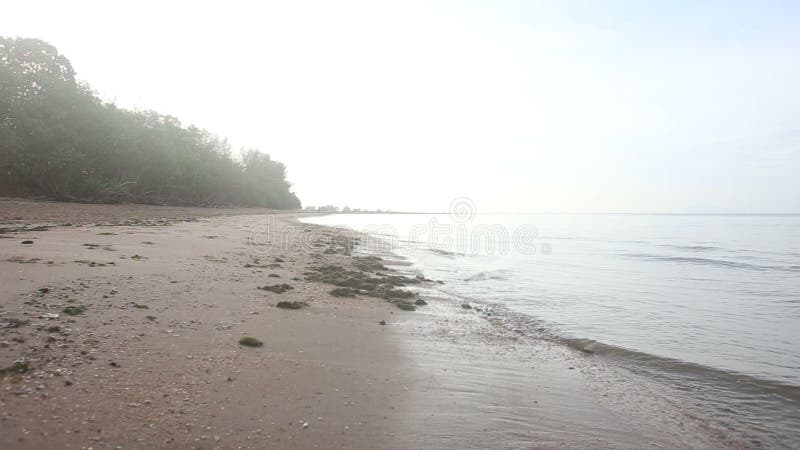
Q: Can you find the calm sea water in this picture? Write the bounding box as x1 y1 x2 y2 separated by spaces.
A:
300 213 800 445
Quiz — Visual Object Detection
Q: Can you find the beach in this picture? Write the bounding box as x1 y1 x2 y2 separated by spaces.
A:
1 198 739 449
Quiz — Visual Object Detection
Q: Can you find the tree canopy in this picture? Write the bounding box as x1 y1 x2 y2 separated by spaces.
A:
0 37 301 208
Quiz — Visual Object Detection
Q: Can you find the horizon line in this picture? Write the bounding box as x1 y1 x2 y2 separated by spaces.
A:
306 211 800 216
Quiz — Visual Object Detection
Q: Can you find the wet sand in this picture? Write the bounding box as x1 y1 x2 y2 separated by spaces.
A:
1 198 727 449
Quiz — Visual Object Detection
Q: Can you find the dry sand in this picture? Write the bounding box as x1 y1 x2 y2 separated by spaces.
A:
0 198 724 449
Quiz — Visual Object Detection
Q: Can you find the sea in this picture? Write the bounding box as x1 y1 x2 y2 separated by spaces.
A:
299 212 800 447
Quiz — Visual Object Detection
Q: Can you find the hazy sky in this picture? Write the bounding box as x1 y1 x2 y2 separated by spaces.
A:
3 0 799 212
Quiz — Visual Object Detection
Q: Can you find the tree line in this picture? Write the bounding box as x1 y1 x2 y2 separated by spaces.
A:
0 37 301 208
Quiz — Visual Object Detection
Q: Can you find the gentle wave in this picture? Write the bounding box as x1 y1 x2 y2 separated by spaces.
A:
431 288 797 396
621 252 800 272
560 337 800 400
662 244 721 252
430 291 800 447
463 271 509 282
426 247 469 257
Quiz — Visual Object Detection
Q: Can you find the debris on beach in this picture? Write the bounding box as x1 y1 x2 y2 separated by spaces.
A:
304 263 420 301
0 317 29 329
1 225 51 234
0 361 31 377
395 302 416 311
329 287 358 297
62 305 87 316
74 259 115 267
244 258 281 268
276 301 308 310
6 256 40 263
82 243 114 251
238 336 264 347
353 256 388 272
259 283 294 293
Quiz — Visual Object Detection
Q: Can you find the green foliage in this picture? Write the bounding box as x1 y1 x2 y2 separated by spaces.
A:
0 37 301 208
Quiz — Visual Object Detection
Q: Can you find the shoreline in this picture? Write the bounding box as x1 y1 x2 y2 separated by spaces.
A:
300 214 799 449
0 198 742 448
296 216 739 449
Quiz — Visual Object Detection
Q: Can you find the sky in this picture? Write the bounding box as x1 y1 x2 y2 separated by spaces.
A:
3 0 799 213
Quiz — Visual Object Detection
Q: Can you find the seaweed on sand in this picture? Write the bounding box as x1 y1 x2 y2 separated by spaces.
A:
353 256 388 272
305 260 423 310
239 337 263 347
258 284 294 294
63 305 88 316
276 301 308 309
329 287 358 297
0 362 30 377
244 258 281 268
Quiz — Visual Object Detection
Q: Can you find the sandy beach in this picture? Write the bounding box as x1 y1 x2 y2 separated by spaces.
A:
1 198 728 449
4 4 798 447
